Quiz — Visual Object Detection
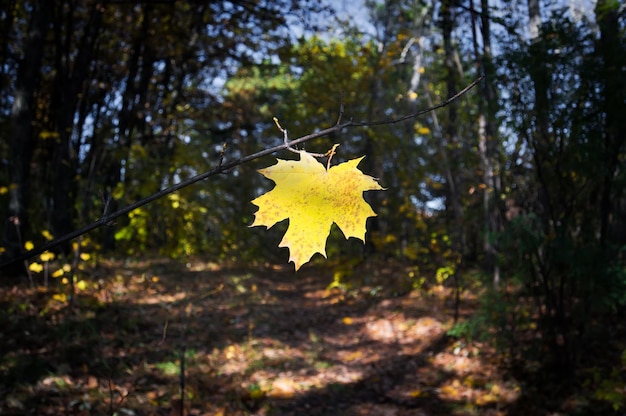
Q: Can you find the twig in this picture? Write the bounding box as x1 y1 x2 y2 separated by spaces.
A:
273 117 326 157
273 117 295 154
108 378 114 415
101 191 114 226
0 76 482 270
218 142 227 168
335 94 345 125
325 144 340 170
179 305 188 416
351 75 484 127
159 319 169 345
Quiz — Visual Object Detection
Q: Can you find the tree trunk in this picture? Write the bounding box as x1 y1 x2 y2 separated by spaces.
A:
49 3 103 246
440 0 465 322
595 0 626 246
3 0 50 273
440 0 464 250
471 0 500 286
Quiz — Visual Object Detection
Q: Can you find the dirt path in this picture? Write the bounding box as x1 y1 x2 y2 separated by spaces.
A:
0 259 520 415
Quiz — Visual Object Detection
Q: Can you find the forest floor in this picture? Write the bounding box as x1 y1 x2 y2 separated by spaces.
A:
0 258 620 415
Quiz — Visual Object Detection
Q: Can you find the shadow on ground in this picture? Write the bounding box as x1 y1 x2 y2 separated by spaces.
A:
1 258 616 415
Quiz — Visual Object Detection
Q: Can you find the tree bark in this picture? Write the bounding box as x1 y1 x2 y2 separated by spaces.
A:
471 0 500 286
440 0 465 322
440 0 464 248
49 2 103 246
595 0 626 246
3 0 50 274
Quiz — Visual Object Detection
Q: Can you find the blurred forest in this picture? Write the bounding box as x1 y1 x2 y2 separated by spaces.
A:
1 0 626 414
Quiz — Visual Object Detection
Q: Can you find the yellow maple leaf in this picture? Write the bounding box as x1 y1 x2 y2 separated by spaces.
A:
251 151 383 270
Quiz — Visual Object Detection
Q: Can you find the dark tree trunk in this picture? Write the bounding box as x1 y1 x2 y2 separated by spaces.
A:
2 0 50 274
595 0 626 246
440 0 465 322
470 0 500 286
440 0 464 250
49 3 103 248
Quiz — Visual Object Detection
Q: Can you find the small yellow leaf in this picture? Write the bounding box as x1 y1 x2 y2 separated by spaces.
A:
29 262 43 273
344 351 363 361
41 230 54 240
52 293 67 302
80 252 91 261
0 186 8 195
440 384 460 398
51 268 64 278
24 241 34 251
76 280 88 291
40 251 55 262
269 378 297 398
39 130 60 140
417 127 431 135
249 389 265 399
225 345 236 359
342 317 354 325
475 392 498 406
62 264 71 272
409 389 424 398
463 375 476 387
251 151 384 270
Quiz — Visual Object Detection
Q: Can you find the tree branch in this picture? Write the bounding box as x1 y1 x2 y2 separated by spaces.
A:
0 76 483 271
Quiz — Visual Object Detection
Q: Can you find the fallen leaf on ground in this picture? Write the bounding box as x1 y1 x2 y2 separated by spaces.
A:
269 378 298 398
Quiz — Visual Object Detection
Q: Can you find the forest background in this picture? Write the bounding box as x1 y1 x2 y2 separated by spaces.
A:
1 0 625 414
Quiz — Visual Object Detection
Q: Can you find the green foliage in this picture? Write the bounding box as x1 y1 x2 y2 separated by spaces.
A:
473 7 626 373
593 369 626 412
0 0 326 267
446 314 488 344
1 4 624 398
1 0 476 276
586 348 626 412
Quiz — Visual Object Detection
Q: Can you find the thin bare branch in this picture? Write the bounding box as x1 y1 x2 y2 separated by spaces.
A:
335 95 345 125
325 144 340 170
351 75 484 127
274 116 326 157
